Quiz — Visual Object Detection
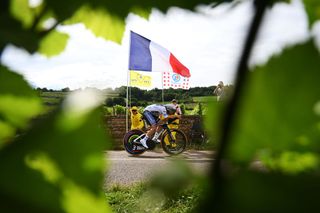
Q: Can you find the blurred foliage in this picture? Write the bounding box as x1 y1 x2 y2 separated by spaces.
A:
205 100 225 148
212 170 320 213
0 87 111 212
0 65 43 146
259 150 319 174
1 0 320 212
149 161 196 199
229 41 320 165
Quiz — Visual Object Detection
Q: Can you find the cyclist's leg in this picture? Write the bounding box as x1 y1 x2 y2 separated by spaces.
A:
144 111 158 137
152 125 163 142
146 125 157 138
140 111 157 147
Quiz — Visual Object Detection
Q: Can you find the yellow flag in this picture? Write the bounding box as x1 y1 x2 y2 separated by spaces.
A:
130 71 152 87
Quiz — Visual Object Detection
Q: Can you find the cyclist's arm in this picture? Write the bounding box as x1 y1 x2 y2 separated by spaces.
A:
161 114 181 124
176 105 182 115
168 114 181 119
158 106 181 124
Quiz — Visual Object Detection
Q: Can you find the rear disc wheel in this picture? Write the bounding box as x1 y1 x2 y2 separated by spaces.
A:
123 130 146 155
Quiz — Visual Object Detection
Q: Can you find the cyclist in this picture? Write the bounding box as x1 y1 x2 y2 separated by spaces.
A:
139 104 181 148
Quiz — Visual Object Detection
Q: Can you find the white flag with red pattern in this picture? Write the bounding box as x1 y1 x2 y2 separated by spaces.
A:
162 71 190 90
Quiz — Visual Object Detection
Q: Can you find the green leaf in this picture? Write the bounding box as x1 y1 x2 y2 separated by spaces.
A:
64 6 125 44
131 6 152 20
0 95 43 128
0 66 37 96
0 66 43 145
10 0 35 28
0 15 40 52
38 30 69 57
228 40 320 164
303 0 320 26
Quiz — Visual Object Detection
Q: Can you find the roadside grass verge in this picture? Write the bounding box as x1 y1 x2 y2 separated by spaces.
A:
105 182 204 213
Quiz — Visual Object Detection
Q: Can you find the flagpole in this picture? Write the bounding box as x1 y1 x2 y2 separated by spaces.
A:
162 72 164 104
126 71 129 133
126 33 132 133
129 85 132 108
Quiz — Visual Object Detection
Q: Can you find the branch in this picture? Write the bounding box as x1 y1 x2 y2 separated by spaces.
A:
200 0 270 211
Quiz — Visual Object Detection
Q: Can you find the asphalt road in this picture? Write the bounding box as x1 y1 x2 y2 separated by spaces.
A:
105 149 215 186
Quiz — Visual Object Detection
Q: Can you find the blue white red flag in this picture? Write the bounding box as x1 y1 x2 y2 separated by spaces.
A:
129 31 191 78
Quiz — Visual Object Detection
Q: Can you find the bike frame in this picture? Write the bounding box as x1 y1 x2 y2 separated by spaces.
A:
133 133 146 143
159 123 175 143
133 122 175 145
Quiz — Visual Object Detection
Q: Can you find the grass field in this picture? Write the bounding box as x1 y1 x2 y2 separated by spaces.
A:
38 91 68 106
38 90 119 106
192 96 216 103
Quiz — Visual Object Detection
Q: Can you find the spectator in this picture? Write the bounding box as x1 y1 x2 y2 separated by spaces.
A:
169 99 181 129
130 106 144 130
171 99 182 115
213 81 226 101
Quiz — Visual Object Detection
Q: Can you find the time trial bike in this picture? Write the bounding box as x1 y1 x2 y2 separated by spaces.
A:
123 119 188 155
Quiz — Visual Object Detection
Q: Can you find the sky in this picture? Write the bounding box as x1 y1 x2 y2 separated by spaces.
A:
1 0 310 90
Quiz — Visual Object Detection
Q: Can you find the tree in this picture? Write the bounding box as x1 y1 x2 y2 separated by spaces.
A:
112 97 126 106
164 93 176 101
105 98 114 107
61 87 70 92
116 86 127 98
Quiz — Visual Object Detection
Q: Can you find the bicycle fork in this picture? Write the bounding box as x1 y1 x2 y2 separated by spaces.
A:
164 127 176 145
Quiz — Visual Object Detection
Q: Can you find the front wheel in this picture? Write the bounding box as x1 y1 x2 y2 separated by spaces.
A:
123 129 146 155
161 129 187 155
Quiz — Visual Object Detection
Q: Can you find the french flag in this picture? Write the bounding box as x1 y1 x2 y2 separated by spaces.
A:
129 31 191 78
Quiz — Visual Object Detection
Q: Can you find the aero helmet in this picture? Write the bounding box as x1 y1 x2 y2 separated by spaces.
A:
164 104 176 115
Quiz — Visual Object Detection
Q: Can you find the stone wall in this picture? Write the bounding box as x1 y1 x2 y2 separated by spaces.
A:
104 115 202 149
